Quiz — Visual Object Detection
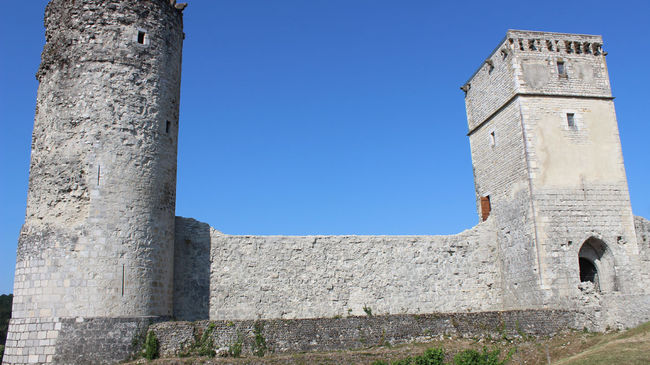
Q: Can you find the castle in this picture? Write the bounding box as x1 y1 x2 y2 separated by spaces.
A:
3 1 649 364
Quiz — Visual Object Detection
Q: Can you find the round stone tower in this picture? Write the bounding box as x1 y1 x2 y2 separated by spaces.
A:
3 0 185 363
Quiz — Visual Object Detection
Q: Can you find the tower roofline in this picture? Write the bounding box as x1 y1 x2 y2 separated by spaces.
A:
506 29 602 39
461 30 604 90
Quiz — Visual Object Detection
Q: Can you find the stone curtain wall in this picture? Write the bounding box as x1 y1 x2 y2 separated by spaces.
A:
173 217 212 321
150 310 575 357
208 221 502 321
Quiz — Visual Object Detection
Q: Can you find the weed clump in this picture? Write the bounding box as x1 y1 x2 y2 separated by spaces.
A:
252 321 268 357
363 305 373 316
142 331 159 360
228 332 243 358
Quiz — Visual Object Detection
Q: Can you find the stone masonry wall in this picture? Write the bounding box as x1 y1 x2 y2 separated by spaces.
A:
636 216 650 284
173 217 213 321
2 318 60 364
150 310 576 357
508 30 610 98
208 220 502 320
463 37 516 132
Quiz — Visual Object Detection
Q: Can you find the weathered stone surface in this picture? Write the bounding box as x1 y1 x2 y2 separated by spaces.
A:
207 221 502 320
173 217 212 321
53 317 156 365
151 310 575 357
635 216 650 287
149 321 196 357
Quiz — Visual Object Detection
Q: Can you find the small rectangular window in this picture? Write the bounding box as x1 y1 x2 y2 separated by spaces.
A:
557 61 566 77
166 121 171 134
567 113 575 128
137 31 146 44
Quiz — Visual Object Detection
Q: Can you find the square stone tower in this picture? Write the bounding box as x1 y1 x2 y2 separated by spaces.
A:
462 30 646 316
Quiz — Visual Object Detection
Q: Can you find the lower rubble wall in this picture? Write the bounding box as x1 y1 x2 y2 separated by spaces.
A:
150 309 576 358
2 316 162 365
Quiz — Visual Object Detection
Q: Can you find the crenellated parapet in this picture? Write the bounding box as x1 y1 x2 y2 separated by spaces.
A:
504 30 604 56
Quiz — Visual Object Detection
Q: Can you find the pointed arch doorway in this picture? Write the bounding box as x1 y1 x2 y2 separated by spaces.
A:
578 237 617 292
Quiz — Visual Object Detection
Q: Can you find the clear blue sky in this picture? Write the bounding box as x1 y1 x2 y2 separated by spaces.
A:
1 0 649 295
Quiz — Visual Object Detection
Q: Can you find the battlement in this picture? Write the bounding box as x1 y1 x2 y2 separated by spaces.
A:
505 30 603 57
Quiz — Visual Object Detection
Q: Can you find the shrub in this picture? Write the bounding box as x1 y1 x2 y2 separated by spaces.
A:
143 331 159 360
415 347 445 365
454 347 509 365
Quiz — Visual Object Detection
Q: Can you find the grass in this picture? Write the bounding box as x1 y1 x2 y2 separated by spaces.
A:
553 322 650 365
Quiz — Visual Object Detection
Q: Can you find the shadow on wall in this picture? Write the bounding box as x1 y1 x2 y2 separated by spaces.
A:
174 217 211 321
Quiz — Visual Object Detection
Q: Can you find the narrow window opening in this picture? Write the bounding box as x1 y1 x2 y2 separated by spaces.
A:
518 39 525 51
121 264 125 296
557 61 566 77
489 131 496 147
501 49 508 60
480 196 491 222
486 60 494 74
567 113 575 128
97 165 101 186
166 121 171 134
583 42 591 54
137 31 146 44
546 40 554 51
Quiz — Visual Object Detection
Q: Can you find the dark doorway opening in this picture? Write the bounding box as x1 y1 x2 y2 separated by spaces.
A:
579 257 598 285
